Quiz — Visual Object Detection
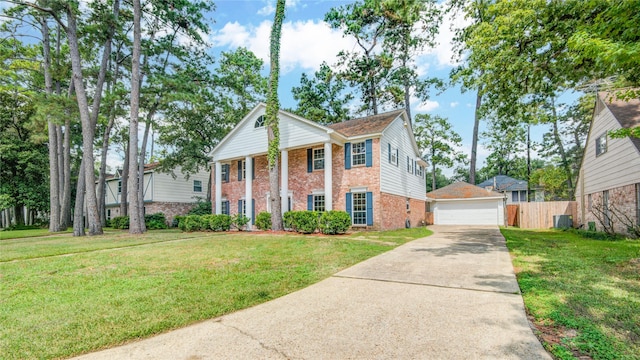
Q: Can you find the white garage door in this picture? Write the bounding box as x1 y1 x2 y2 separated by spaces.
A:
434 199 503 225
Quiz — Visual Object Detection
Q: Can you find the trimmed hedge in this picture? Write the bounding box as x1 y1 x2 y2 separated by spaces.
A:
283 211 319 234
319 210 351 235
110 216 129 229
110 213 168 230
176 214 232 232
231 214 250 231
255 211 271 230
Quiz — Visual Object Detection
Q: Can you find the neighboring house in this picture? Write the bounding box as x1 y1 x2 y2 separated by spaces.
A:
102 163 210 224
575 91 640 235
477 175 542 204
426 182 506 226
208 104 427 230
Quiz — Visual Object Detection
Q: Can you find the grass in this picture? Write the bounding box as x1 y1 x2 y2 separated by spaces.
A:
0 227 69 240
502 228 640 359
0 227 431 359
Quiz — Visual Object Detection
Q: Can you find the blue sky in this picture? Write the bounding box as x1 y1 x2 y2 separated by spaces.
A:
207 0 492 172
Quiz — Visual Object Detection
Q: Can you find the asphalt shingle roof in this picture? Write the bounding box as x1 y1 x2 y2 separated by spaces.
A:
327 109 404 137
477 175 528 192
426 181 504 199
600 91 640 152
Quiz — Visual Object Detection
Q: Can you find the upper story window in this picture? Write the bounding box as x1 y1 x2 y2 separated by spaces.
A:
407 156 414 174
313 148 325 170
595 133 607 156
221 164 229 183
254 115 265 128
390 146 398 166
415 164 423 178
352 142 366 166
193 180 202 192
117 180 122 194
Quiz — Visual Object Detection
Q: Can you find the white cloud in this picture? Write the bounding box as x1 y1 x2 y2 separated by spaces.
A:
450 101 459 108
210 19 353 74
415 100 440 112
257 3 275 16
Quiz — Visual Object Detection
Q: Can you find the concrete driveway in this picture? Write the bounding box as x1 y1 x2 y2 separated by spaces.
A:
73 225 550 359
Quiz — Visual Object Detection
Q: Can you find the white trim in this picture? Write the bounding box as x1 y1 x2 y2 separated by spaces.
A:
350 186 368 192
427 196 506 202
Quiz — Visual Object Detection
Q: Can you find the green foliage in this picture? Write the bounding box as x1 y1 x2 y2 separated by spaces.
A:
231 213 250 231
318 211 351 235
209 214 231 232
284 211 319 234
110 216 130 230
144 213 168 230
184 215 202 232
199 214 216 231
188 201 212 215
173 215 185 230
255 211 272 231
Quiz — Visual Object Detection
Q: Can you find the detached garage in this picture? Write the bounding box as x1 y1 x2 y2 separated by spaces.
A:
426 182 506 226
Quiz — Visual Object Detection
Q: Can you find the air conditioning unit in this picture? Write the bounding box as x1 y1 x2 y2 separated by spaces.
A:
553 215 573 229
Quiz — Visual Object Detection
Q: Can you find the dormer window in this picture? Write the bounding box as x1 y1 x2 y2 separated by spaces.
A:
254 115 265 128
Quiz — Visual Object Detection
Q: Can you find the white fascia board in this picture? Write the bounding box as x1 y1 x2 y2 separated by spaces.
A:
427 196 506 202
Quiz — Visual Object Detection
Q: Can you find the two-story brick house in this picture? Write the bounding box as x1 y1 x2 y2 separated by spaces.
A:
209 104 427 230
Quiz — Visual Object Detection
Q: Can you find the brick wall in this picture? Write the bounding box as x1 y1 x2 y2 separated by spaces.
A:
579 183 638 236
106 202 196 226
379 192 427 230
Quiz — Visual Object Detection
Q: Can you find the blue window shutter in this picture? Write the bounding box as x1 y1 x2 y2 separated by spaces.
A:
238 200 243 215
307 148 313 173
237 160 243 181
406 156 410 172
251 199 255 225
412 159 415 174
346 193 352 221
365 139 372 167
345 143 351 169
252 159 255 180
307 195 313 210
388 143 391 163
366 192 373 226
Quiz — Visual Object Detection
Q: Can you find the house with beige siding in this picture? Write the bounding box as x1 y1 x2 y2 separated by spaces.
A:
575 91 640 235
208 103 427 230
102 163 209 224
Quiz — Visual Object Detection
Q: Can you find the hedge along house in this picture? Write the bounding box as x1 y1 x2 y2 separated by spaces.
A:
208 104 427 230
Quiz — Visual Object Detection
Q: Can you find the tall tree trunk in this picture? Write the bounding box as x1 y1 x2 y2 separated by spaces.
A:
469 88 482 185
66 7 102 235
41 17 62 232
120 142 129 216
550 97 573 199
98 57 120 227
431 148 437 192
267 0 286 231
73 158 86 236
138 120 152 231
402 26 412 123
14 205 24 226
60 81 74 229
526 123 531 202
128 0 144 234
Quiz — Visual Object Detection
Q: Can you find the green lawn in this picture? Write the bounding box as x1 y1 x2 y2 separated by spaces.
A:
0 227 69 240
502 228 640 359
0 227 431 359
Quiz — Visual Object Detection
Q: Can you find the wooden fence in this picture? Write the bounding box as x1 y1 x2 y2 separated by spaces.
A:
507 201 577 229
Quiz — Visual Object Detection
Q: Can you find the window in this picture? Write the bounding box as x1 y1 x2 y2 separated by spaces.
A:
107 209 111 221
221 164 229 183
254 115 265 128
193 180 202 192
389 144 398 166
596 134 607 156
221 200 229 215
520 190 526 202
240 199 246 216
117 180 122 194
313 148 324 170
415 165 423 178
407 156 414 174
406 199 410 213
351 142 366 166
313 194 325 212
238 160 246 181
352 192 367 225
512 190 526 202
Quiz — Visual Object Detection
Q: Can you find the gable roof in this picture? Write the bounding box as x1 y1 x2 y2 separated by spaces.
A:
477 175 528 192
600 91 640 152
426 181 504 199
105 163 162 180
327 109 405 137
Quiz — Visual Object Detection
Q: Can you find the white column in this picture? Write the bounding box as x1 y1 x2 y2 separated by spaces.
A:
280 149 289 215
324 142 333 211
245 156 253 230
214 162 222 215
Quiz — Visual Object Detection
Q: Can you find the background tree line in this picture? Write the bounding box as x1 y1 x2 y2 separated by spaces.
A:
1 0 637 232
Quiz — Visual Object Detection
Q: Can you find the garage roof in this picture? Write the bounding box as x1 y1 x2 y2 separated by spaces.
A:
426 181 504 200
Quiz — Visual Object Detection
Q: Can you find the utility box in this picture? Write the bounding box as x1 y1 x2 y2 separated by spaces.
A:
553 215 573 228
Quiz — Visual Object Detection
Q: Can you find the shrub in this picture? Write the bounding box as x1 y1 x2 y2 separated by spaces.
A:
210 214 232 231
144 213 168 230
255 211 271 230
110 216 129 229
188 200 212 215
319 210 351 235
173 215 186 230
184 215 202 232
199 215 216 231
283 211 296 231
231 213 250 231
286 210 318 234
